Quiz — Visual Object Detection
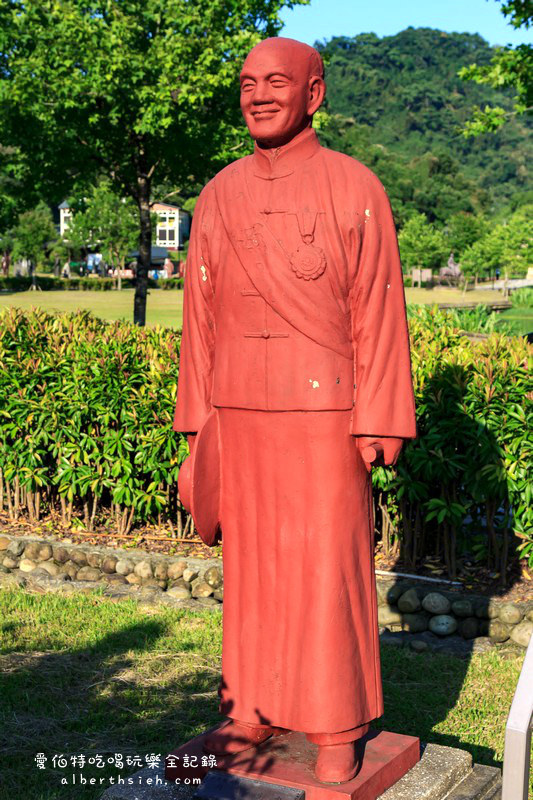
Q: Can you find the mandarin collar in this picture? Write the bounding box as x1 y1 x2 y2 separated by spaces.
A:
251 127 321 180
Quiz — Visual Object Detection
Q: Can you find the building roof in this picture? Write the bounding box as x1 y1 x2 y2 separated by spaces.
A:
152 202 183 211
58 200 71 210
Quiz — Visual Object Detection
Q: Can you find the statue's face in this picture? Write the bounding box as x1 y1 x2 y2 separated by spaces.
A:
240 40 324 147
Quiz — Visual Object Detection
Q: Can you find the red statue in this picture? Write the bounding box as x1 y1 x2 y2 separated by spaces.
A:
173 37 416 784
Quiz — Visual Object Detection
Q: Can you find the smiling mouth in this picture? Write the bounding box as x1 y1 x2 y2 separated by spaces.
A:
251 109 280 120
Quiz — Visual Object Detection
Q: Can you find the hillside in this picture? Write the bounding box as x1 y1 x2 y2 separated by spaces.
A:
317 28 531 224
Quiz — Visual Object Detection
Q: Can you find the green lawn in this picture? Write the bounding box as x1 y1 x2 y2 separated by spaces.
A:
497 305 533 336
0 288 184 329
0 286 515 331
0 587 526 800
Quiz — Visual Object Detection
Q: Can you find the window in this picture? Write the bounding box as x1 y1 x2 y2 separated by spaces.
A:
167 229 175 241
158 228 167 241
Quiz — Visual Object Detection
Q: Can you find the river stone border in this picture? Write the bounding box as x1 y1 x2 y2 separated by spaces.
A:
0 533 532 648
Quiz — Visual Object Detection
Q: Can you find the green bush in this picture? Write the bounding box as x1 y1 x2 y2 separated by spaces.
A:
0 275 184 292
0 306 530 578
0 308 186 535
375 306 532 580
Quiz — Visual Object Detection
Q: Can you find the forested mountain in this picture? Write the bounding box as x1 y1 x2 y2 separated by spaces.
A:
317 28 531 225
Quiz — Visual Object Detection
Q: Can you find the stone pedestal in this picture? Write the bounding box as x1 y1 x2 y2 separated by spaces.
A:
164 727 420 800
100 743 502 800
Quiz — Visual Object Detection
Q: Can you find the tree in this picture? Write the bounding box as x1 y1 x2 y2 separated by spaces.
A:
445 212 490 258
65 179 138 289
398 213 448 271
460 0 532 135
11 202 58 268
0 0 308 325
461 205 533 279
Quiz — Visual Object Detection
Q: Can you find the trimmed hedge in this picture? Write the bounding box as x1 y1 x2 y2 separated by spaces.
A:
0 306 531 578
0 275 184 292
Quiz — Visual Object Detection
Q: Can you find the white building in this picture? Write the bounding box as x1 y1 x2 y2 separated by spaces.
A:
152 202 190 250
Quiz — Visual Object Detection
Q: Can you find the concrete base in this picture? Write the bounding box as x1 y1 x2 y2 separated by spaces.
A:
164 727 420 800
99 743 501 800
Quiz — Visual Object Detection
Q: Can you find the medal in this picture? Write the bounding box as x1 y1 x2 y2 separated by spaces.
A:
289 209 326 280
290 242 327 280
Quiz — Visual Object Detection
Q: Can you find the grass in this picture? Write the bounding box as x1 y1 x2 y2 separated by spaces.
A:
497 305 533 336
0 286 515 331
0 288 184 329
0 587 527 800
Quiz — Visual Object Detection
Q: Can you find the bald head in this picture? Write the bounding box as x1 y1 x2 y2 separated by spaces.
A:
240 37 326 147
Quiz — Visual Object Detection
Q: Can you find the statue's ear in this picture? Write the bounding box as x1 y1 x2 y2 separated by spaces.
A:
308 75 326 117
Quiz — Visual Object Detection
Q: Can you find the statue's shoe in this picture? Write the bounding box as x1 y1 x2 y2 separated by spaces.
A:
314 742 361 783
203 720 288 755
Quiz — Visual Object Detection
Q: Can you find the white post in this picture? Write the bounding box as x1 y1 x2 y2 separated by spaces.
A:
502 636 533 800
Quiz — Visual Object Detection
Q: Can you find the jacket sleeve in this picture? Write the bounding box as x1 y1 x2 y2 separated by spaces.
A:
172 184 216 434
349 175 416 438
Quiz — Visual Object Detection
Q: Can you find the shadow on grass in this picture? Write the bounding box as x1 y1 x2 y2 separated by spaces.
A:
0 605 221 800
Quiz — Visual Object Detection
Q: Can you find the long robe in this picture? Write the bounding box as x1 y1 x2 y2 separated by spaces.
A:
173 127 416 734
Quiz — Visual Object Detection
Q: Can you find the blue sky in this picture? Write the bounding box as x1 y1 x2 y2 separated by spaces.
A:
279 0 533 47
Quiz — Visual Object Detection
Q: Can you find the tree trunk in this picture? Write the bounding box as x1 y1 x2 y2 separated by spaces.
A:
134 175 151 326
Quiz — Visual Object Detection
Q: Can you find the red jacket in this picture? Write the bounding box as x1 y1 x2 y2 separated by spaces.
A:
174 128 415 439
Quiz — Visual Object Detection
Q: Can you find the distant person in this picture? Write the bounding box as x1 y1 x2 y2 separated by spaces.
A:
164 257 174 279
62 261 71 279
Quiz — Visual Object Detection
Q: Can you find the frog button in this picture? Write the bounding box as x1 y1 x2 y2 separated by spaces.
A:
262 330 271 339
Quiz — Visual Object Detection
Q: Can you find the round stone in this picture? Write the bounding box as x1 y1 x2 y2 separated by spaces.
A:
69 549 88 566
86 552 102 568
196 597 220 607
498 603 523 625
527 609 533 623
101 556 118 574
510 620 533 648
104 573 128 584
76 566 101 582
2 555 19 569
458 617 478 639
23 542 43 561
61 561 79 579
422 592 451 615
19 558 37 573
451 599 473 618
402 613 429 633
40 561 61 577
126 573 143 585
376 581 404 606
115 559 134 576
410 640 429 653
0 536 10 550
191 580 214 598
398 588 421 613
52 546 70 563
167 586 192 600
154 562 168 581
183 567 199 584
36 544 53 562
134 560 153 580
429 615 457 636
214 588 224 602
167 560 187 580
7 540 24 557
487 620 512 643
204 567 223 589
378 606 402 626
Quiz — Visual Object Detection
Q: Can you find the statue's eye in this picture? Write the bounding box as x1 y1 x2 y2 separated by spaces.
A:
271 79 288 88
241 81 255 92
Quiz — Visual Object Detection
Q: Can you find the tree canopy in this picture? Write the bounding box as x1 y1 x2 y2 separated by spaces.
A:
0 0 308 323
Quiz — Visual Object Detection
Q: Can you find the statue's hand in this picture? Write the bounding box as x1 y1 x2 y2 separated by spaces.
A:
356 437 403 473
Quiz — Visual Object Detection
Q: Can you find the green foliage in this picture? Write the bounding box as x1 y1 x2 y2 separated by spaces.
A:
1 307 531 579
374 305 532 579
461 204 533 277
511 287 533 307
398 213 448 270
445 212 490 258
10 202 58 266
0 0 308 323
65 179 138 272
0 307 184 534
460 1 532 135
317 29 531 220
